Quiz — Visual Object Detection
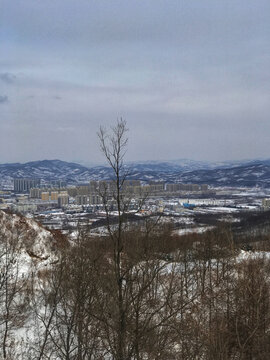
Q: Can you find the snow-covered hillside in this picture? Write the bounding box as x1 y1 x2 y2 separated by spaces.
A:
0 210 58 263
2 159 270 187
0 211 61 358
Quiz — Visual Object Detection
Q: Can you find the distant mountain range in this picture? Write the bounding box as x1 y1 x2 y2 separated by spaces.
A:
1 159 270 187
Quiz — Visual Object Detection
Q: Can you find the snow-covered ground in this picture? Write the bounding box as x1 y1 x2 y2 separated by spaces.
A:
173 226 215 236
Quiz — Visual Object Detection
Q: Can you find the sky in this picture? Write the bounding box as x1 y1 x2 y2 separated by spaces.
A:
0 0 269 165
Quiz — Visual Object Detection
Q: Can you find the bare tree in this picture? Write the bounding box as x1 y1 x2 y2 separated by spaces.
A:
96 119 201 359
0 227 29 359
51 232 102 360
97 118 130 360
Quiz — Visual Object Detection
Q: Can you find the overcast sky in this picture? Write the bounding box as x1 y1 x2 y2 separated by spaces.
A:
0 0 269 165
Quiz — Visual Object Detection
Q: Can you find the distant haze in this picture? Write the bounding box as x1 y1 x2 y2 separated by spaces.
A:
0 1 269 164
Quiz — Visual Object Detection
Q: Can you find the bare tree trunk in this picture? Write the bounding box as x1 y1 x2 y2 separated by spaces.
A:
98 119 129 360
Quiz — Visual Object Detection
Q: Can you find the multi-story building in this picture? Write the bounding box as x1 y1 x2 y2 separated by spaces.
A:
77 185 90 196
89 181 98 193
75 195 89 205
13 202 37 214
123 180 141 188
89 194 101 205
166 183 208 192
58 194 69 208
41 192 50 201
149 181 165 193
50 191 59 201
67 187 78 197
191 184 200 191
98 180 117 194
30 188 42 198
89 180 142 197
166 184 180 192
262 198 270 208
14 178 41 193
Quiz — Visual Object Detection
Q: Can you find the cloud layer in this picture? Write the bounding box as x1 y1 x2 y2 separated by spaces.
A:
0 95 8 104
0 0 269 164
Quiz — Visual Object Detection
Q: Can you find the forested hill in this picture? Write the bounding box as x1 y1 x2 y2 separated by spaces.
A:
1 159 270 187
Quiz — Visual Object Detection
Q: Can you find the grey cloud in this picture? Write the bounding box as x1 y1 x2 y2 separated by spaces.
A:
2 1 269 52
0 95 8 104
0 73 16 84
0 0 269 163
